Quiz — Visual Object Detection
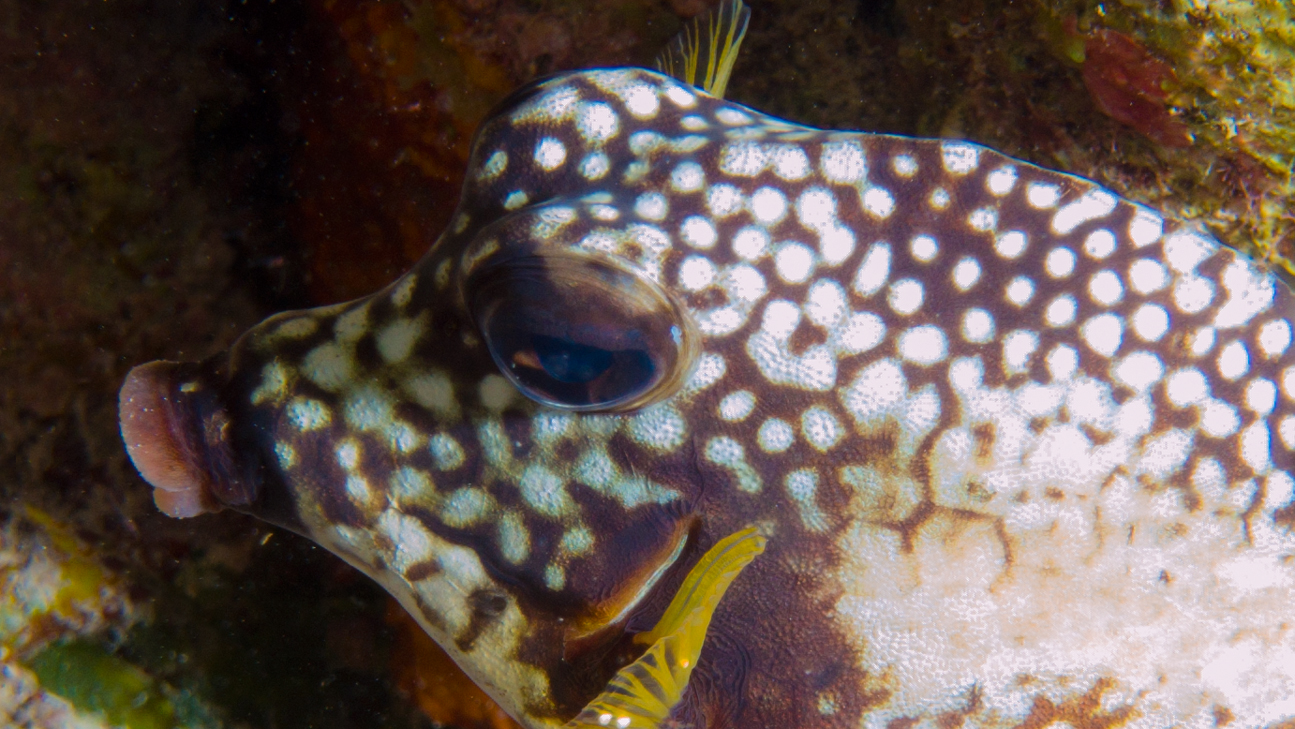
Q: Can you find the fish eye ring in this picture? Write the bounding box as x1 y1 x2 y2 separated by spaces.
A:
468 253 698 412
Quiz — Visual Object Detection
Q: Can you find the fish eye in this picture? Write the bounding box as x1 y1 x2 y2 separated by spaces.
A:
469 255 695 411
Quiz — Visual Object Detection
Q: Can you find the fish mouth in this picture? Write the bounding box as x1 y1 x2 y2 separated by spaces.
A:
120 359 263 518
119 360 223 517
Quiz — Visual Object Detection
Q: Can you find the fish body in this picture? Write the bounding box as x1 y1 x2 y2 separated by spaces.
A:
120 66 1295 728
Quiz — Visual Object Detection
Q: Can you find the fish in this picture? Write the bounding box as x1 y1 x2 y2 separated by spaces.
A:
119 2 1295 727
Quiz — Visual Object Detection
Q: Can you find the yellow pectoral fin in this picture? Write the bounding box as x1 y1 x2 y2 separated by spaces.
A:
562 628 693 729
635 526 765 647
564 527 766 729
653 0 751 99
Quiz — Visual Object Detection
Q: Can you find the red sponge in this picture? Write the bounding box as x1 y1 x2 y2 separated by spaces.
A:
119 361 222 517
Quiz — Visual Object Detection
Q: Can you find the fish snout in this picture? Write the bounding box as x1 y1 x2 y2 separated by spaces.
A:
119 360 260 517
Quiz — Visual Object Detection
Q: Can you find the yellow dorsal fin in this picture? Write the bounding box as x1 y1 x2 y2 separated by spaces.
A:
653 0 751 99
564 527 766 728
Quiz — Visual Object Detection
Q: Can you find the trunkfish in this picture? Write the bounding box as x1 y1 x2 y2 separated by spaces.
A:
120 3 1295 726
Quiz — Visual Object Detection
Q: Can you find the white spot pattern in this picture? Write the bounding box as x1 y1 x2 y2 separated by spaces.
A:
801 407 843 451
1132 304 1170 342
821 141 866 183
1259 319 1292 358
892 154 917 177
1045 295 1076 327
1005 277 1034 307
576 102 619 143
952 257 981 291
681 216 718 249
1088 270 1124 306
863 187 895 219
1045 247 1075 278
888 279 924 315
968 207 998 232
929 188 951 210
853 242 892 297
899 326 947 365
994 231 1026 259
1051 190 1117 234
910 235 938 262
751 187 788 223
962 308 994 343
1026 182 1060 208
1084 229 1117 259
775 242 816 283
579 153 609 179
635 191 668 220
986 166 1016 195
941 143 979 174
671 161 705 192
1218 340 1250 381
719 390 757 421
758 418 794 453
1002 330 1038 374
1082 313 1123 357
1129 209 1164 247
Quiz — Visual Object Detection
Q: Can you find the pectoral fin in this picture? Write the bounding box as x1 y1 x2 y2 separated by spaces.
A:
563 527 766 729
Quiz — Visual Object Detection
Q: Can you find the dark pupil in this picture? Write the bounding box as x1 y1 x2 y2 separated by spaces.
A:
507 329 657 407
533 334 613 383
471 260 679 410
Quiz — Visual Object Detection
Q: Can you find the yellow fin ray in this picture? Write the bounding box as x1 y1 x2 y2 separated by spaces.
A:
635 526 765 647
563 526 766 728
653 0 751 99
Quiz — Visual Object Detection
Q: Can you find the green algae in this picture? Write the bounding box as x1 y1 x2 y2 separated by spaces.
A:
25 639 221 729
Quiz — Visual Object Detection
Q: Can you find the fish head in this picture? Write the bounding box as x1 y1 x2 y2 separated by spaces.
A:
118 70 800 727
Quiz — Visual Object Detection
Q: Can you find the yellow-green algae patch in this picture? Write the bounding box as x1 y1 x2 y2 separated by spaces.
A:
26 640 180 729
1 508 223 729
1 508 136 655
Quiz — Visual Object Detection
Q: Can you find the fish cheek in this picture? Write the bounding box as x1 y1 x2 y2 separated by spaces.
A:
453 587 513 654
563 508 695 639
502 506 696 716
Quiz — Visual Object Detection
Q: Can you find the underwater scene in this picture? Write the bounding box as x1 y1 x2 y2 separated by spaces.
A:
4 0 1295 728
